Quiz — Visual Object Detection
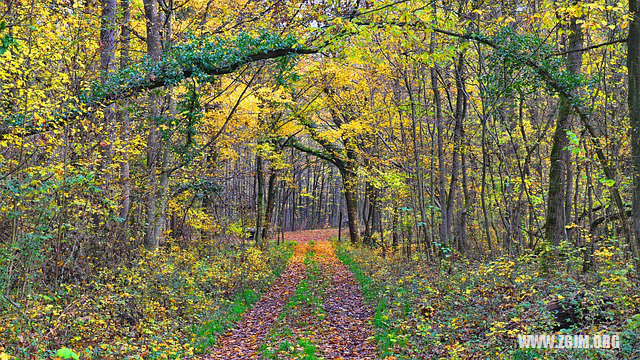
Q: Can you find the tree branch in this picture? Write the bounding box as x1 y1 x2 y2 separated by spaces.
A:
1 36 317 138
549 38 627 57
283 136 339 166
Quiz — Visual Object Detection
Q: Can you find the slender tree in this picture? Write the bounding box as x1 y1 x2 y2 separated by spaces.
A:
544 14 583 246
629 0 640 273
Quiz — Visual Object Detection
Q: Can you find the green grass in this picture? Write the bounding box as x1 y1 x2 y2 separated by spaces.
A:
335 242 407 358
192 241 295 353
261 241 327 359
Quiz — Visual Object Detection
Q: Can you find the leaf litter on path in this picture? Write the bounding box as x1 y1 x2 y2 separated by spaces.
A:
205 229 377 359
313 240 377 359
204 237 310 359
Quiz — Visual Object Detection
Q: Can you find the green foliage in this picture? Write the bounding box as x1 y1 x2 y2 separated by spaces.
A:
482 27 587 102
337 240 640 359
0 21 13 55
175 82 203 164
192 288 258 352
227 220 251 239
55 348 79 360
84 31 303 104
0 239 294 358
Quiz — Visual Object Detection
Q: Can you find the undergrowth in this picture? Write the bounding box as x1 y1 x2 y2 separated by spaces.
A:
0 238 294 359
336 239 640 359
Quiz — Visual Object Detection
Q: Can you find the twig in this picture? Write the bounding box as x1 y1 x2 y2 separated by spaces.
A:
549 38 627 57
2 293 29 322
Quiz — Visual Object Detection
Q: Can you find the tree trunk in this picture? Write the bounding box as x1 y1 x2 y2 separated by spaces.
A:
544 15 583 246
432 66 450 248
477 44 494 257
100 0 117 83
262 168 278 239
392 210 399 251
451 53 467 252
118 0 131 242
403 71 429 254
143 0 163 249
460 126 470 254
369 185 382 247
99 0 117 186
341 167 361 243
255 154 265 245
153 3 176 245
628 0 640 273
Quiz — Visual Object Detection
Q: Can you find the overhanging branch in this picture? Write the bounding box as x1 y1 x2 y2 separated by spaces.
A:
1 34 317 138
550 38 627 57
282 135 340 166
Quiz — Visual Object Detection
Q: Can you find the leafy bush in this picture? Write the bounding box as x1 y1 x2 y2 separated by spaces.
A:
0 239 294 359
337 241 640 359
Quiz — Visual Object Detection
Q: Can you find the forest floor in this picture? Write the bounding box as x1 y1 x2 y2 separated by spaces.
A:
205 229 378 360
5 228 637 359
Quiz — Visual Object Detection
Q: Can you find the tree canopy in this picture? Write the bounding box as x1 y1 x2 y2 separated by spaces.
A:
2 0 640 358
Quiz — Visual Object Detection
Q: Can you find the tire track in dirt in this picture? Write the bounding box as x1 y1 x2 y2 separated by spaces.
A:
314 240 378 359
205 229 377 359
204 239 310 359
260 238 330 359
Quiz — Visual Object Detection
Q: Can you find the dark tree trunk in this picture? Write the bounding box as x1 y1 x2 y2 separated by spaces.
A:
255 155 265 245
628 0 640 272
451 52 467 252
392 210 399 251
544 15 583 246
341 168 361 243
262 168 278 240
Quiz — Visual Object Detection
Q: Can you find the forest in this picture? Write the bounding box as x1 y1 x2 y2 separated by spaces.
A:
1 0 640 358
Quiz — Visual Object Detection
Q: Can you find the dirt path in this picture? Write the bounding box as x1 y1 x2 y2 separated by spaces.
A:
204 238 309 359
314 241 377 359
205 229 377 359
